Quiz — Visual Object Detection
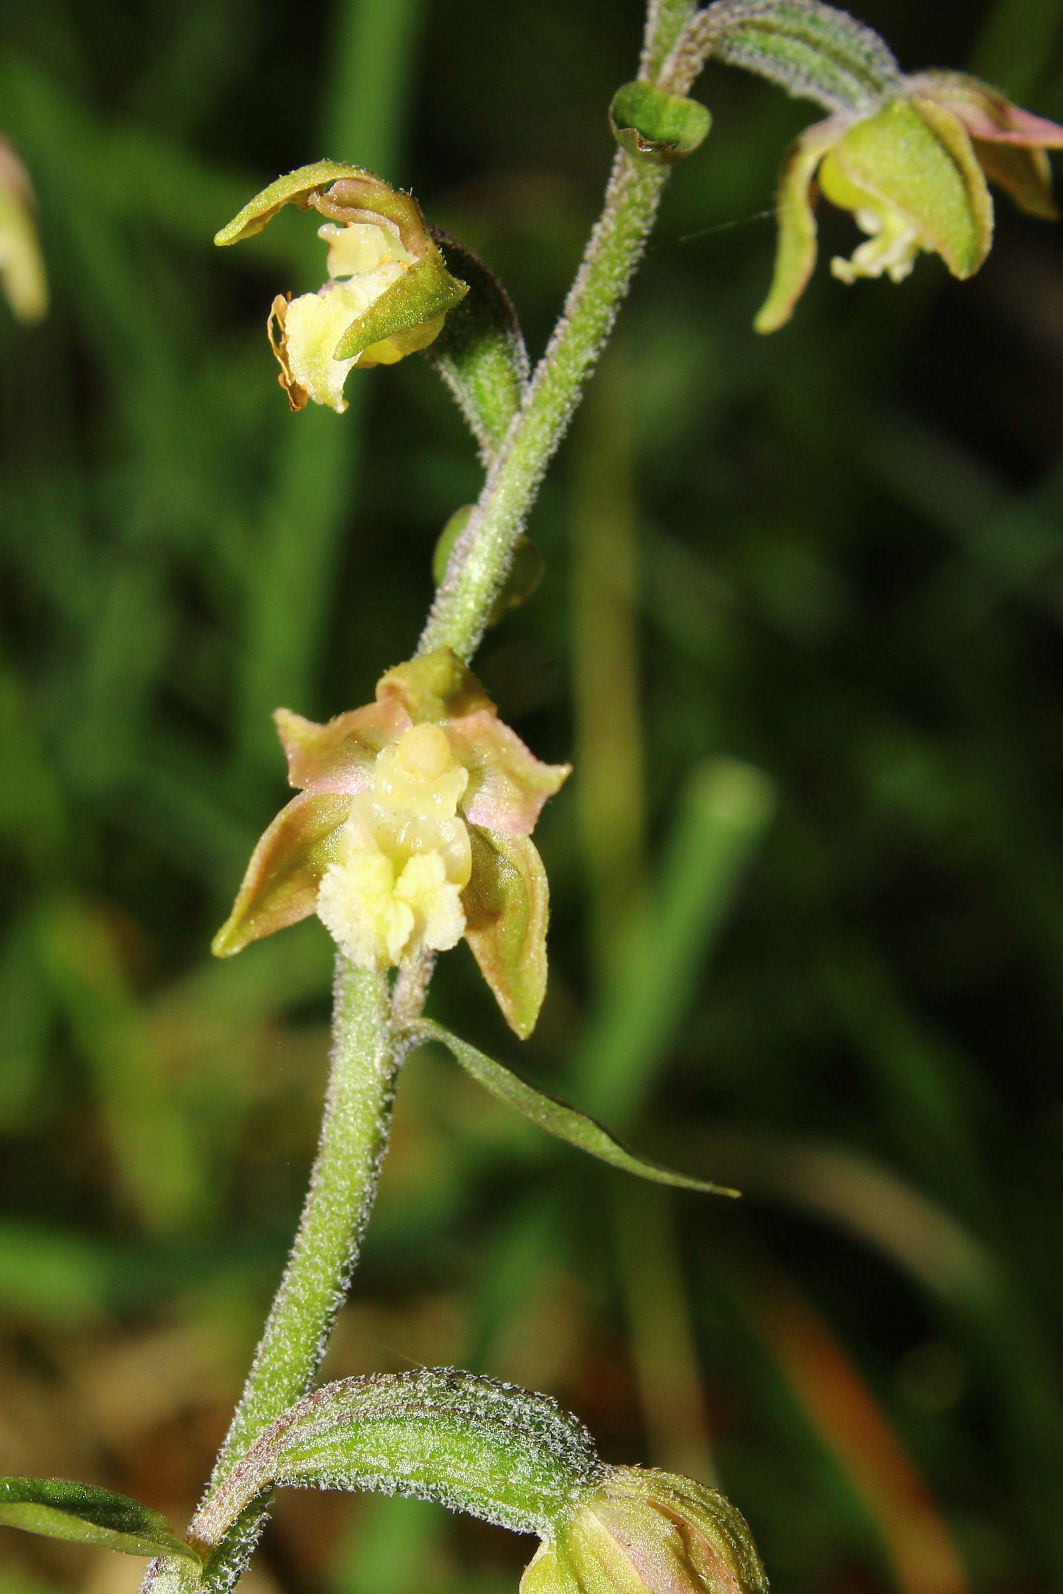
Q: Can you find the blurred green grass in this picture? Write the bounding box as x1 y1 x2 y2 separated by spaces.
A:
1 1 1060 1592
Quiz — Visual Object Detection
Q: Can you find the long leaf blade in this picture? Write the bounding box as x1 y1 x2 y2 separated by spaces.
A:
0 1478 200 1563
409 1021 738 1196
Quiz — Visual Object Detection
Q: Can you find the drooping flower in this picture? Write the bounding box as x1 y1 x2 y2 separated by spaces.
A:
213 651 569 1037
756 75 1063 332
214 161 468 411
521 1467 769 1594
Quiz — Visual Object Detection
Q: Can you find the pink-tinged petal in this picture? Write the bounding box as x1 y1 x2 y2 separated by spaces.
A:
447 708 570 836
971 140 1058 220
274 700 410 792
462 829 549 1039
909 72 1063 147
754 116 847 334
376 649 491 725
212 792 352 957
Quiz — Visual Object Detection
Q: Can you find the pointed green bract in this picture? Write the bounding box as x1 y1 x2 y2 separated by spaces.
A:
0 1477 200 1563
410 1020 739 1195
696 0 901 113
427 235 530 457
198 1370 604 1544
610 82 712 166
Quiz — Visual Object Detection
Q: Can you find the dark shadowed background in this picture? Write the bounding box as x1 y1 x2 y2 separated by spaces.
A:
1 0 1060 1590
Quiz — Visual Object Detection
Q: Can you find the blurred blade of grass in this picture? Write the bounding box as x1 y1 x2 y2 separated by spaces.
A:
820 942 995 1227
740 1267 971 1594
571 340 647 983
970 0 1063 97
573 755 776 1125
235 0 427 774
694 1126 1063 1583
0 918 54 1131
613 1181 717 1484
327 1494 440 1594
33 897 209 1235
0 1221 111 1327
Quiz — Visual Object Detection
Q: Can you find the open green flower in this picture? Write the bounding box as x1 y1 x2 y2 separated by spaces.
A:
213 651 569 1037
756 76 1063 332
215 160 468 411
521 1467 769 1594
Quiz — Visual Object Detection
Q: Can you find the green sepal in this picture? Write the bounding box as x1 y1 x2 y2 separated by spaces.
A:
462 829 550 1037
197 1370 604 1544
754 115 841 333
610 82 712 166
427 233 530 457
434 512 543 624
211 791 351 956
833 98 993 278
701 0 902 114
213 159 370 244
0 1477 200 1564
333 251 469 364
410 1019 739 1196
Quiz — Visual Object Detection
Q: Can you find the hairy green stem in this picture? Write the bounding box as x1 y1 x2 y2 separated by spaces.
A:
140 961 398 1592
147 14 688 1592
418 147 671 661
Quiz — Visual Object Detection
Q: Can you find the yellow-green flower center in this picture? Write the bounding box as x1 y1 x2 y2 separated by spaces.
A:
316 725 473 970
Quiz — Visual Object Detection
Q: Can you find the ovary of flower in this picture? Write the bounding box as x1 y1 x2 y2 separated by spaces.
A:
271 221 413 413
315 724 474 970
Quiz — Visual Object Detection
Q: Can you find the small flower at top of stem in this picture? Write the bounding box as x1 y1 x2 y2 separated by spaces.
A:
214 160 469 411
521 1466 769 1594
756 75 1063 332
212 650 570 1037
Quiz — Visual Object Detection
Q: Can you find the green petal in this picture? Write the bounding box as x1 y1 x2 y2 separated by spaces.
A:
410 1020 738 1195
333 251 469 364
754 117 843 333
971 139 1058 221
213 159 371 245
462 829 549 1038
0 1477 199 1563
212 792 351 956
834 99 993 279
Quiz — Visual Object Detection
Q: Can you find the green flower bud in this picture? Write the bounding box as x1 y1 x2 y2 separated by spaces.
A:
609 82 712 166
215 161 468 411
522 1468 769 1594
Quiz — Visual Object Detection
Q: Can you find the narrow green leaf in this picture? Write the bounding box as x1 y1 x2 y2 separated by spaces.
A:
199 1370 603 1543
0 1479 200 1564
409 1020 738 1196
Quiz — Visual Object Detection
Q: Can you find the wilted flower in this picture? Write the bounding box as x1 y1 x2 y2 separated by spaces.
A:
522 1467 769 1594
213 650 569 1037
215 160 468 411
0 138 47 324
756 75 1063 332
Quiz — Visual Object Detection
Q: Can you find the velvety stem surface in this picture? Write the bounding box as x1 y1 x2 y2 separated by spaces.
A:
140 960 398 1592
417 147 671 662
